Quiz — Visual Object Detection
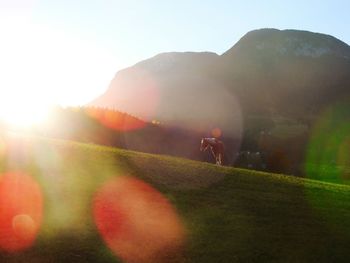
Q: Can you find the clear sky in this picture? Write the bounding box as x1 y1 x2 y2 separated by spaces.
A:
0 0 349 110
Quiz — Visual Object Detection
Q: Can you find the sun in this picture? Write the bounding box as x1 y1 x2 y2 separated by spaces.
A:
0 17 118 125
0 106 49 127
0 104 50 128
0 93 50 127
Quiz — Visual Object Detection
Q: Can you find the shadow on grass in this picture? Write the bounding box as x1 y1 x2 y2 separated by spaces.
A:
0 233 119 263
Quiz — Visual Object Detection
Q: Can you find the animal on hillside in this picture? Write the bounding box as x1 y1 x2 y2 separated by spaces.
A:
200 138 225 165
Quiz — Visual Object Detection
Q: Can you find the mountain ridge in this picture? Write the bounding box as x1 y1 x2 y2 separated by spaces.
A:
91 28 350 138
223 28 350 59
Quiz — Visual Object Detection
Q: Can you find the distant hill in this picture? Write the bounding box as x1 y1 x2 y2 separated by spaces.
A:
91 28 350 138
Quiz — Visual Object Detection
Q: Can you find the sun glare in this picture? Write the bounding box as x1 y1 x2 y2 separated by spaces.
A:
0 104 49 127
0 91 50 127
0 15 118 128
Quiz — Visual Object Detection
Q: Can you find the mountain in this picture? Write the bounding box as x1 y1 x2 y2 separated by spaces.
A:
219 29 350 117
91 29 350 138
90 51 236 133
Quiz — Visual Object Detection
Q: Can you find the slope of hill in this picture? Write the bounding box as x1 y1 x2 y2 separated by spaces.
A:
1 135 350 262
91 28 350 136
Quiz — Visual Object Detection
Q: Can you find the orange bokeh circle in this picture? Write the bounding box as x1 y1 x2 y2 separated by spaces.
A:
211 128 222 138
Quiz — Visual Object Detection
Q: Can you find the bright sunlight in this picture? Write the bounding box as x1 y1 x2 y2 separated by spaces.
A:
0 93 50 127
0 12 117 127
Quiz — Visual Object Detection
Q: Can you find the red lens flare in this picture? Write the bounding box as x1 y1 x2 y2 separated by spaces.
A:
86 107 146 131
0 173 43 252
93 176 186 263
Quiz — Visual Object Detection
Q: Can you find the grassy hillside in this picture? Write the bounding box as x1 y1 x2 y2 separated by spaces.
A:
1 135 350 262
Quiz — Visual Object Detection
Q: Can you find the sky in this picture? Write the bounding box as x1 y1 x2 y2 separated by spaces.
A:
0 0 349 109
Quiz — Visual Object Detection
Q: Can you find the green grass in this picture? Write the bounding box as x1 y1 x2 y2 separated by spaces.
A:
1 136 350 262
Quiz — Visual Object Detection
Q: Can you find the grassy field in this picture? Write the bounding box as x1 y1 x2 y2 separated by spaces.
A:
1 135 350 262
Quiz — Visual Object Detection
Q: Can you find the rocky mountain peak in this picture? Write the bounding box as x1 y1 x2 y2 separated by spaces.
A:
224 28 350 59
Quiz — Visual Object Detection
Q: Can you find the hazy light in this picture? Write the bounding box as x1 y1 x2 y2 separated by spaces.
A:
98 68 160 121
0 137 8 157
86 107 146 131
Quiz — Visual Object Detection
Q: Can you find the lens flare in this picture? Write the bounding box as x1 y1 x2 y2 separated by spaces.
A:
12 214 36 241
0 136 7 157
302 100 350 234
305 101 350 184
86 107 146 131
0 172 43 252
211 128 222 138
93 176 186 263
